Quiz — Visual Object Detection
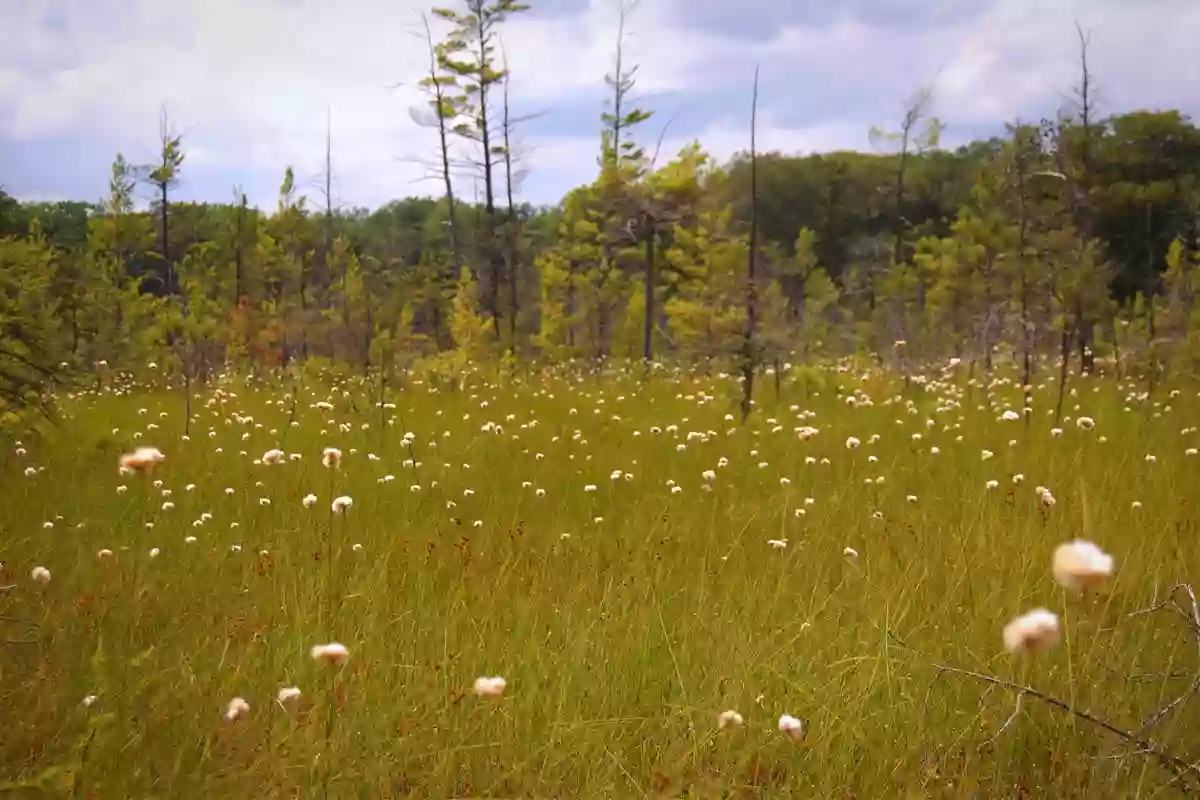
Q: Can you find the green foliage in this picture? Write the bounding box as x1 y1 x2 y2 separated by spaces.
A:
0 227 66 416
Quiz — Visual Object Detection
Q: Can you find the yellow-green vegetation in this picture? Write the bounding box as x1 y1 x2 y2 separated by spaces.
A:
2 363 1198 797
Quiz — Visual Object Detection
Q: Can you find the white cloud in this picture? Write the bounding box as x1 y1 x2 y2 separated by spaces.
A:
0 0 1196 208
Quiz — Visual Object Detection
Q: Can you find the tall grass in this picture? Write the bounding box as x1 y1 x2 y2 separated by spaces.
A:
1 365 1197 797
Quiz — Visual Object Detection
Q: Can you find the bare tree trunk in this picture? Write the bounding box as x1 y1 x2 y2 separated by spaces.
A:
501 63 520 355
1055 323 1071 425
739 66 760 423
422 15 462 268
642 230 655 365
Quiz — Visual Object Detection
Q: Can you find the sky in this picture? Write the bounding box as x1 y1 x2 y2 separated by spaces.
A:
1 0 1197 212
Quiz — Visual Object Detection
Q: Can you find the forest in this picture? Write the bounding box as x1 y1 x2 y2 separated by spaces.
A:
2 1 1200 420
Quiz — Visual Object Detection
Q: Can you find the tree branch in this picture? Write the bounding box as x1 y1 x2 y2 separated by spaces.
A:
934 663 1200 786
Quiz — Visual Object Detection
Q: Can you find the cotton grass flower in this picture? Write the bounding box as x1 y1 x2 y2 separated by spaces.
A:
717 710 744 729
1002 608 1061 654
331 496 353 514
30 566 50 584
1076 416 1095 430
1052 540 1114 590
262 448 286 465
302 493 318 508
118 446 164 474
310 642 350 666
277 686 302 705
845 436 860 449
473 676 507 697
225 697 250 722
843 547 859 560
778 714 806 741
321 447 342 469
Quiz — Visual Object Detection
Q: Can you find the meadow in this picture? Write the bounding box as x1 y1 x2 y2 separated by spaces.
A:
1 361 1198 798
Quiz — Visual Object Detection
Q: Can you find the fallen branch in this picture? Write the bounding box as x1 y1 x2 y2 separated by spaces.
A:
934 663 1200 787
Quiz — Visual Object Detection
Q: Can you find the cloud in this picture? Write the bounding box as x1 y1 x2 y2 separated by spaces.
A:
0 0 1196 210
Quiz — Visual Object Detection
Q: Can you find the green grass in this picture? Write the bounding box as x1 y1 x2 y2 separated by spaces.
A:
1 364 1198 797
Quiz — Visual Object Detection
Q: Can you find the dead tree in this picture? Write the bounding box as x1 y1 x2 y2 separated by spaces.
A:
739 66 760 424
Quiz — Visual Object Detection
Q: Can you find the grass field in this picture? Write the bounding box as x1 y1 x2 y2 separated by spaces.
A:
2 362 1198 797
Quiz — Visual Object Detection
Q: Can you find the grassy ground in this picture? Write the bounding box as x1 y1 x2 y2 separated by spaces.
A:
1 363 1198 798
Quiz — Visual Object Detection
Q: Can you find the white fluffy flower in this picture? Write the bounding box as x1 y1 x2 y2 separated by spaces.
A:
1002 608 1061 654
277 686 302 704
225 696 250 722
321 447 342 469
473 676 507 697
778 714 806 741
30 566 51 584
718 709 744 729
310 642 350 666
1052 540 1114 590
331 496 353 514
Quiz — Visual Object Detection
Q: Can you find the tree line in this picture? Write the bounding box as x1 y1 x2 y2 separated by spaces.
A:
2 3 1200 420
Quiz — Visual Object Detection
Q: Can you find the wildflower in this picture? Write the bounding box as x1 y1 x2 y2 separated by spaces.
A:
97 549 113 560
1001 409 1020 421
331 496 353 514
302 494 318 508
473 676 507 697
30 566 51 584
845 436 861 449
1076 416 1095 430
1050 428 1063 437
981 449 994 461
1002 609 1061 654
258 498 270 507
843 546 859 560
535 488 546 497
225 697 250 722
81 695 97 707
118 446 165 474
149 548 160 558
352 543 363 552
767 539 788 549
321 447 342 469
1145 454 1157 465
262 448 286 465
985 480 999 490
778 714 806 741
906 495 918 503
1013 473 1024 485
310 642 350 666
702 470 716 482
1052 540 1114 590
718 710 744 729
277 686 302 705
930 446 940 455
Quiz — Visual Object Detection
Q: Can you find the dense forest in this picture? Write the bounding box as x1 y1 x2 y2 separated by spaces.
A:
3 1 1200 420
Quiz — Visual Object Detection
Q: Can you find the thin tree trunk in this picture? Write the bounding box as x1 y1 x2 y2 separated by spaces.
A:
642 229 655 365
740 66 760 423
